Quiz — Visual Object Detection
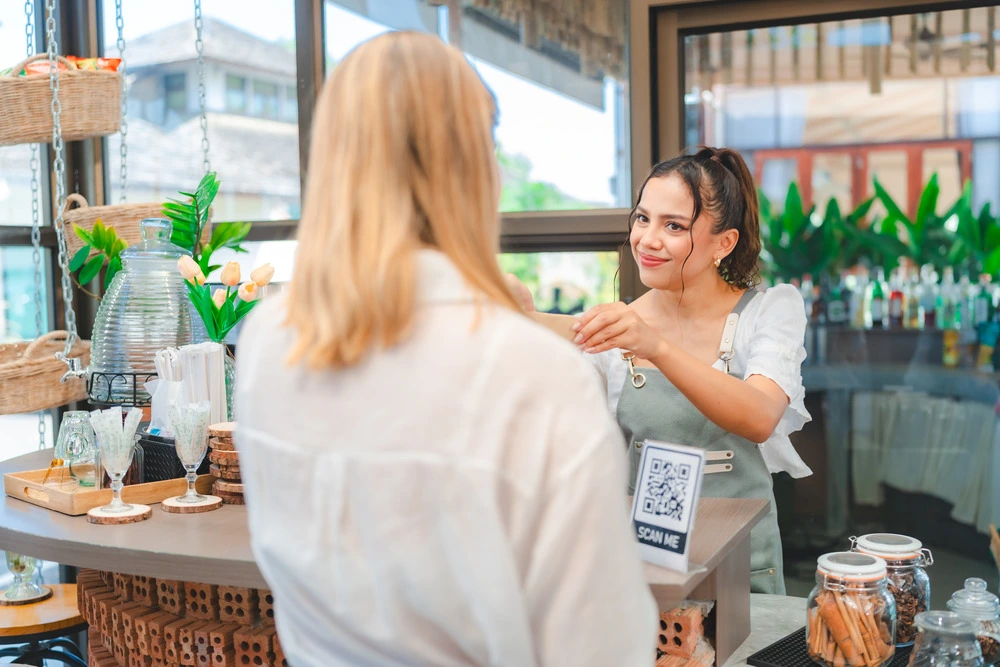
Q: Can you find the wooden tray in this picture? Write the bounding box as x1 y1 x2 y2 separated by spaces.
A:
3 465 214 516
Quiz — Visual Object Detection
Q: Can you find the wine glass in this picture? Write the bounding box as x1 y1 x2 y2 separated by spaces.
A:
90 407 143 514
2 552 48 603
169 402 211 504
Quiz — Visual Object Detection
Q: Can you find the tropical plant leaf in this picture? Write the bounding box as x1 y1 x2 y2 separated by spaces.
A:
985 247 1000 276
783 183 806 237
914 173 940 242
73 223 95 246
79 255 105 285
69 247 91 272
92 220 107 250
873 179 908 225
186 281 219 341
104 256 122 290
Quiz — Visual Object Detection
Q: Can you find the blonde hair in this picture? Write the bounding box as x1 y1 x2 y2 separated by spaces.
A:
286 31 519 369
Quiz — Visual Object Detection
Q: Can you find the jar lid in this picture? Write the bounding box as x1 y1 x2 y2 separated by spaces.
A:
119 218 190 261
947 578 1000 621
854 533 923 560
915 611 980 636
817 552 887 580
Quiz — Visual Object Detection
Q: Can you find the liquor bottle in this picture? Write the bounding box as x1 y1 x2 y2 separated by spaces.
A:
904 270 922 329
888 268 905 329
938 267 957 330
850 270 868 329
870 267 887 330
813 275 828 325
974 274 993 327
827 278 848 326
919 265 939 329
800 274 815 323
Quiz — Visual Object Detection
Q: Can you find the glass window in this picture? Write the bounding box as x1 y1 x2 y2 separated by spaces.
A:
164 73 187 117
323 1 629 213
0 247 49 341
0 4 44 227
252 80 279 119
0 412 55 461
226 74 247 113
498 251 619 314
101 0 301 222
285 85 298 121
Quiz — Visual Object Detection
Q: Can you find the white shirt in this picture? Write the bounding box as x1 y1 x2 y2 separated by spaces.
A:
234 250 657 667
588 285 813 479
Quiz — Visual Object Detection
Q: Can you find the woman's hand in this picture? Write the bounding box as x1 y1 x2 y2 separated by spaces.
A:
573 303 667 360
505 273 535 312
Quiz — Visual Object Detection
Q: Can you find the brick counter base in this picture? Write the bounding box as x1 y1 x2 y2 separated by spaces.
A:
77 569 285 667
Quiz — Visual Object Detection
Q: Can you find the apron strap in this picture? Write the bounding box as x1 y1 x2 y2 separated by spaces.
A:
718 289 760 372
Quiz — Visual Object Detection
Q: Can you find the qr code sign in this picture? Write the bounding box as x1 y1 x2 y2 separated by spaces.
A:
641 457 690 520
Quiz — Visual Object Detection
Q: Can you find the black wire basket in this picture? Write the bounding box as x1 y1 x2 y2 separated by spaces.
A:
138 424 212 483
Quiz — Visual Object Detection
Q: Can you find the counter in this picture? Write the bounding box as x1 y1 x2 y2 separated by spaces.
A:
1 449 801 665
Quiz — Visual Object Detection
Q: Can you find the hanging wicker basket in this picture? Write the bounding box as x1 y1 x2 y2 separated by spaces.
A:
63 194 167 257
0 330 90 415
0 55 121 147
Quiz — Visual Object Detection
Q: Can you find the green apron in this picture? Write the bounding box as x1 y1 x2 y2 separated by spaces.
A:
617 289 786 595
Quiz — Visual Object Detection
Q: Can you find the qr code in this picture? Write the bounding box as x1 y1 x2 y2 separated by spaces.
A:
641 457 690 520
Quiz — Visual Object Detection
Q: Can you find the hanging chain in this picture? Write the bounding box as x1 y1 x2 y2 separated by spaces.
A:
27 0 46 451
46 0 78 358
116 0 128 203
194 0 210 175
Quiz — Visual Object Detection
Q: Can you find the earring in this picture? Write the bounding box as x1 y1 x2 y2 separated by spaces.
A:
714 257 722 268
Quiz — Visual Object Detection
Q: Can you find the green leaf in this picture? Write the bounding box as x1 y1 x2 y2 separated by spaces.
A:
104 256 122 290
69 247 91 272
872 179 909 226
914 173 940 240
206 264 222 275
783 183 806 236
985 247 1000 276
73 223 96 246
186 281 220 341
79 255 105 285
113 238 128 258
847 195 875 223
92 220 107 250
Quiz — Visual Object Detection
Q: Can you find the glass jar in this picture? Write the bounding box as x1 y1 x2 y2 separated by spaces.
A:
806 552 897 667
89 218 208 407
852 533 933 646
910 611 985 667
947 578 1000 665
55 411 98 487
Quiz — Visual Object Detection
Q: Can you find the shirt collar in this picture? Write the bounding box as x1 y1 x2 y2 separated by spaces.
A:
416 249 481 305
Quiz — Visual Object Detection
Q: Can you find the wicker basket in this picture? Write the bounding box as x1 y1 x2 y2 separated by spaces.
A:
64 194 212 257
0 330 91 415
0 55 121 147
64 194 167 257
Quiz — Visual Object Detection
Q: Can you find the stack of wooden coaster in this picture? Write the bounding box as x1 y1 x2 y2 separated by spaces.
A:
208 422 243 505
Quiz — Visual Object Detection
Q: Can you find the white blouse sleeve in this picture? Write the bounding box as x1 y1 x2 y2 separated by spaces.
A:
743 284 813 478
583 349 625 416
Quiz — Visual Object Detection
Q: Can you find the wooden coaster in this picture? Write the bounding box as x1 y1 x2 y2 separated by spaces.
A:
87 503 152 525
208 422 237 438
213 479 243 494
209 437 236 452
209 449 240 465
0 585 53 606
210 464 242 481
216 490 245 505
161 495 223 514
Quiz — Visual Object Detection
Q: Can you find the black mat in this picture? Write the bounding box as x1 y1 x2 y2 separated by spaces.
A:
747 627 913 667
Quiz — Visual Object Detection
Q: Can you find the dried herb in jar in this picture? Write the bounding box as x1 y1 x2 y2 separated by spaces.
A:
889 573 927 645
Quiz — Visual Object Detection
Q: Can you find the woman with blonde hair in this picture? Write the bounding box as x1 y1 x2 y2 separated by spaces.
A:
234 31 656 666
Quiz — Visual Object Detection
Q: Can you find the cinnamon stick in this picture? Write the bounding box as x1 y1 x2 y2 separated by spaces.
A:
819 593 865 667
834 592 873 667
834 646 847 667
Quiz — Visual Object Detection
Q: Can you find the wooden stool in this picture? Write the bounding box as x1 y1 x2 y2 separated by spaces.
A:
0 583 87 666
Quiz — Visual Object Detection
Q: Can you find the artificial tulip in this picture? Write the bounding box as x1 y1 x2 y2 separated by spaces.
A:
220 262 241 287
238 281 258 302
251 263 274 287
177 255 201 281
212 288 227 309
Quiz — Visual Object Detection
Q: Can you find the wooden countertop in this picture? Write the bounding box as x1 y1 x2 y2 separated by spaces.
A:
2 449 767 595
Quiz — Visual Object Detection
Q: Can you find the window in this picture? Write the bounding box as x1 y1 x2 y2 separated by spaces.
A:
0 4 44 227
323 1 629 213
164 73 187 116
101 0 301 221
226 74 247 113
253 81 279 119
285 85 298 121
499 251 619 314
